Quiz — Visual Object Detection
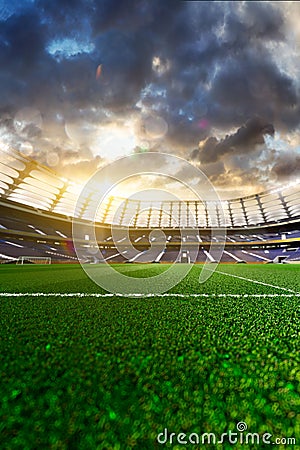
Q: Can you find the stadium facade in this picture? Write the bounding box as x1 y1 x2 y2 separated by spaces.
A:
0 148 299 264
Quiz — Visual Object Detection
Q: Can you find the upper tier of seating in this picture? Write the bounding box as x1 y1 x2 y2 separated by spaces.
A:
0 148 299 229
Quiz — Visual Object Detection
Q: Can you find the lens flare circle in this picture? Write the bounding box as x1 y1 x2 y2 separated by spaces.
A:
143 115 168 139
72 153 226 295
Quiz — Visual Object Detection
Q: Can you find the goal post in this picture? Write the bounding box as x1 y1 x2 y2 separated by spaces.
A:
16 256 51 265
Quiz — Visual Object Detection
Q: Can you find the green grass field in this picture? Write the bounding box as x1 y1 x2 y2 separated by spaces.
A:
0 264 299 449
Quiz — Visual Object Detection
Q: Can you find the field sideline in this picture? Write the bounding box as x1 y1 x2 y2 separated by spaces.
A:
0 264 299 449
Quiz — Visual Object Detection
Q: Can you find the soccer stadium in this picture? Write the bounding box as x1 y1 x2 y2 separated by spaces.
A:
1 147 299 448
1 0 300 449
1 149 300 266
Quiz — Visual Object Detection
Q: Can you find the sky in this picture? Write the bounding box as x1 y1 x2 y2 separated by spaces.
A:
0 0 300 199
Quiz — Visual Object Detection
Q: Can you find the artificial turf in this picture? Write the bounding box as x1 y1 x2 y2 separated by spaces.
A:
0 264 299 449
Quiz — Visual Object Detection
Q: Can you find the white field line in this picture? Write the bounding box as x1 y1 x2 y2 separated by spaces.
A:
214 269 299 294
0 292 299 298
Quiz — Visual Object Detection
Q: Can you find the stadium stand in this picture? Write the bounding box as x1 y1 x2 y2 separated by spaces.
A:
0 148 299 264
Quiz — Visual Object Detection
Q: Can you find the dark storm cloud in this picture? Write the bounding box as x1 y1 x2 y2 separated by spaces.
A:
209 51 297 128
0 1 295 121
0 10 46 68
0 8 61 110
0 0 299 190
167 114 209 148
93 29 154 109
191 117 275 164
92 0 150 33
36 0 93 29
92 0 186 37
163 1 287 133
224 1 284 46
272 153 300 179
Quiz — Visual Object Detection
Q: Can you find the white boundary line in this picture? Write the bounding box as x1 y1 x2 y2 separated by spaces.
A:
214 269 298 294
0 293 299 298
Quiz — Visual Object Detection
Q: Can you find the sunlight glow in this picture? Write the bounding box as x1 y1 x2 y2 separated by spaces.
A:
91 126 137 161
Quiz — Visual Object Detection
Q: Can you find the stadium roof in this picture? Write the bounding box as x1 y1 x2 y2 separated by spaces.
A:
0 148 299 228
